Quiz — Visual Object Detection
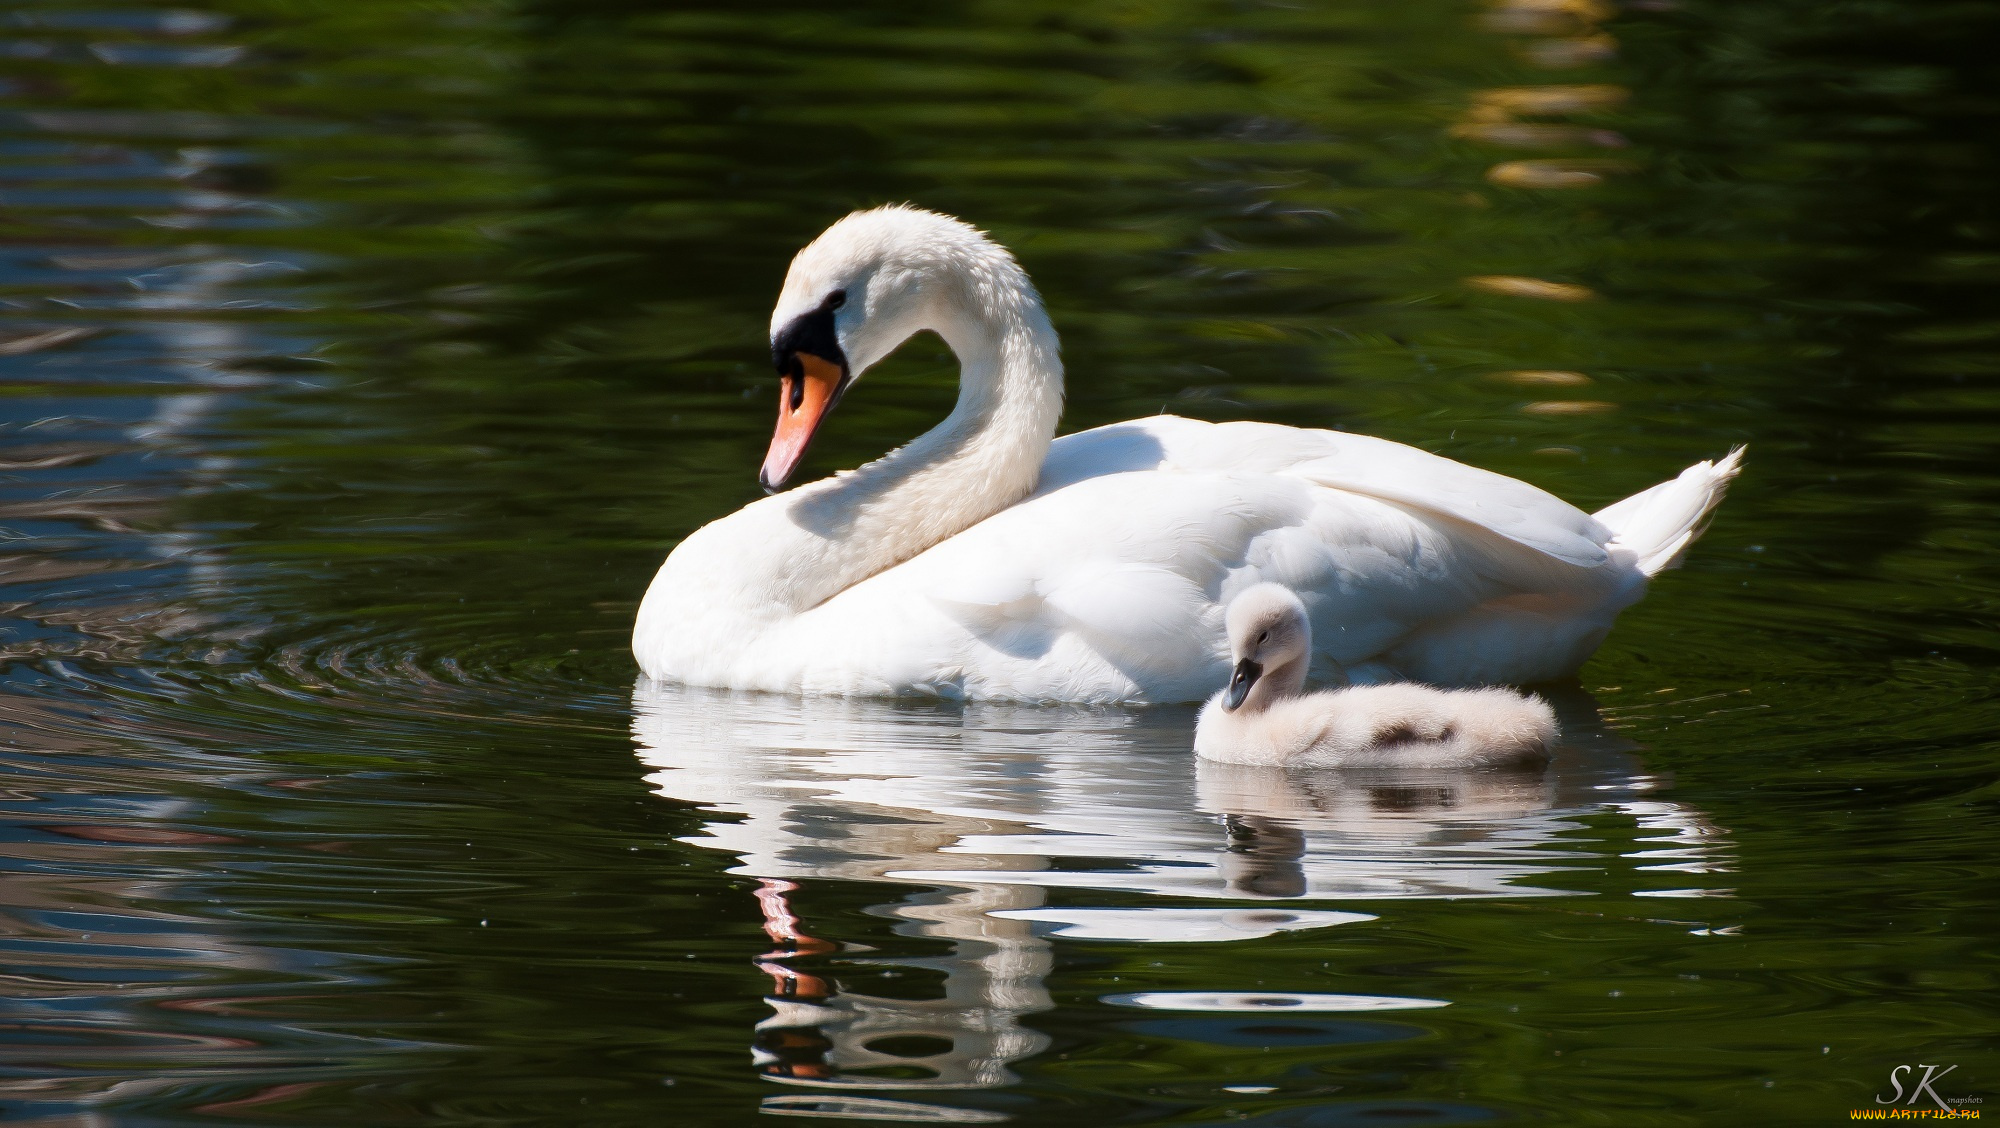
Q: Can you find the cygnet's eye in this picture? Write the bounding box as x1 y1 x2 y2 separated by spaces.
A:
1257 630 1269 644
825 289 847 311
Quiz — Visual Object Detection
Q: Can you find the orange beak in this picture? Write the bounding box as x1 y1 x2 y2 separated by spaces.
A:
759 352 846 492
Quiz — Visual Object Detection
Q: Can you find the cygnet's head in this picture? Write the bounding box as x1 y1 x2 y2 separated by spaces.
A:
1221 583 1312 711
760 205 1025 492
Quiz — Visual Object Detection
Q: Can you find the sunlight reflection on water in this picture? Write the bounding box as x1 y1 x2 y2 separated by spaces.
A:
632 683 1733 1097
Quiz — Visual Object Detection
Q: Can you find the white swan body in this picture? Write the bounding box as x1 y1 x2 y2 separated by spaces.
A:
1194 584 1556 768
634 206 1743 703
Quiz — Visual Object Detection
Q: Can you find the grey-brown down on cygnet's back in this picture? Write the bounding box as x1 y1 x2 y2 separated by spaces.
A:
1194 583 1556 769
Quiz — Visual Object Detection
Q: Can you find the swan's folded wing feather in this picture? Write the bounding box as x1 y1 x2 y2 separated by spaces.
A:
1048 416 1612 568
1039 561 1210 650
1286 443 1610 567
861 470 1316 698
920 471 1301 619
808 452 1579 700
926 567 1037 613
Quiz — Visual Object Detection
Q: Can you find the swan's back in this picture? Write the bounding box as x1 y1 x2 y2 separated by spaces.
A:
1037 417 1615 567
793 416 1639 699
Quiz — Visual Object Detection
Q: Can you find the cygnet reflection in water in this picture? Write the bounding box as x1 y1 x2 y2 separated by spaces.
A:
1196 584 1556 769
630 683 1730 1096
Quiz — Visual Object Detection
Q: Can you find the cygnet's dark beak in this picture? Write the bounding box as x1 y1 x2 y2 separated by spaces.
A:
1223 658 1262 711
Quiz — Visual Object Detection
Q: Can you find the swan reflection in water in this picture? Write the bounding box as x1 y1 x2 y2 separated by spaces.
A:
629 684 1729 1116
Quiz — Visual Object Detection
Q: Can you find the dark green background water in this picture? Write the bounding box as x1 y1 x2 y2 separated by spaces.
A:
1 0 1996 1124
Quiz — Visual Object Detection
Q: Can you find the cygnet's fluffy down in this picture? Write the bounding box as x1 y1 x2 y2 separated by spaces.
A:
1197 681 1556 769
1195 584 1556 769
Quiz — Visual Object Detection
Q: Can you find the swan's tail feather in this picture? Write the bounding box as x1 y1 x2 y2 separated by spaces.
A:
1592 446 1745 577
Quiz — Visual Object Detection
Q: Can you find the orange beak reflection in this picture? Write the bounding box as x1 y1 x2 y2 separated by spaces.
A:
760 352 846 492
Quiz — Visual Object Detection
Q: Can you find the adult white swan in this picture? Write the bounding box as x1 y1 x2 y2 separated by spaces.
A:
634 206 1742 702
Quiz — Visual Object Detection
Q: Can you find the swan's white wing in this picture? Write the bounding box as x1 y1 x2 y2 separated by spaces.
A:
917 468 1312 662
782 417 1641 700
1041 417 1613 567
809 464 1504 701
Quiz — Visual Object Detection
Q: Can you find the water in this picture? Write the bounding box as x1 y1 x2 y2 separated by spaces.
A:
0 0 1995 1123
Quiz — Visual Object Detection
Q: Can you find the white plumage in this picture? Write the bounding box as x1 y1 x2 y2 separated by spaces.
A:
633 206 1744 703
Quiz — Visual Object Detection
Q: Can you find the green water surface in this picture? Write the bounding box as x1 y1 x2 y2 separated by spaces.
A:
0 0 1996 1124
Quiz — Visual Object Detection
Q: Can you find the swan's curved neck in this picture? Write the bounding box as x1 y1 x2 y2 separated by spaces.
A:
763 268 1064 613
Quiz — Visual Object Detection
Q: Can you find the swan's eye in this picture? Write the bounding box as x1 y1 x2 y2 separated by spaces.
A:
826 289 847 310
1257 631 1269 644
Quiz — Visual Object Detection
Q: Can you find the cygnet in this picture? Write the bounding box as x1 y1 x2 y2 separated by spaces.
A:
1195 584 1557 769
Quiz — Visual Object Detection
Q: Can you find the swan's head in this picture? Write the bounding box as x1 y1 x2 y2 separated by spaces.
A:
1222 583 1312 711
760 205 1016 492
